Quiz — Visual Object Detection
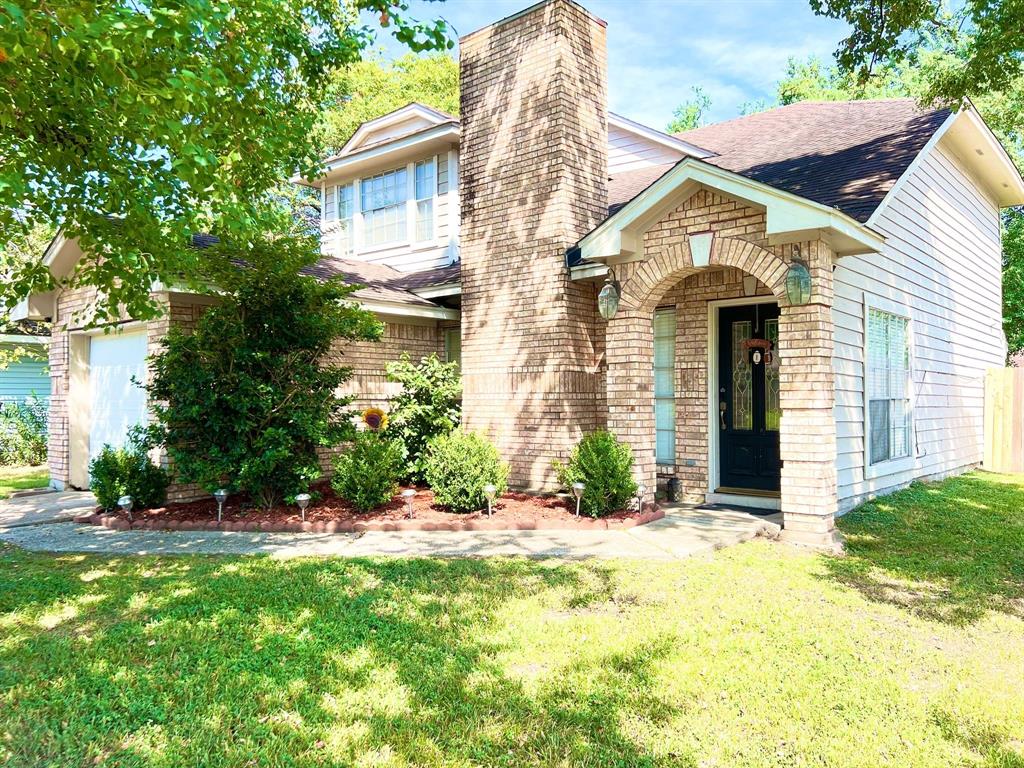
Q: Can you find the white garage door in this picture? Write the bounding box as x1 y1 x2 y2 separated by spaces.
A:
89 331 149 469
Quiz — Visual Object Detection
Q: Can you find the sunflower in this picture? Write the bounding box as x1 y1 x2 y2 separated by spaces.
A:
361 407 388 431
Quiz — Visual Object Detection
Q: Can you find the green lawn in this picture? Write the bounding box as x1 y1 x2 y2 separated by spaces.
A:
1 472 1022 767
0 465 48 500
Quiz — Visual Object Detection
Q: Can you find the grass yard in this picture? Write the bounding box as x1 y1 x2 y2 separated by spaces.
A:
1 472 1022 767
0 465 48 500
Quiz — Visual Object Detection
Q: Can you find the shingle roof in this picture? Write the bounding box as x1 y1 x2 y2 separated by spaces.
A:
391 263 460 290
185 233 456 307
607 164 676 216
669 99 951 222
304 257 443 306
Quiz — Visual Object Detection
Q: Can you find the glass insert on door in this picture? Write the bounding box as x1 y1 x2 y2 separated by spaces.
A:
731 320 753 430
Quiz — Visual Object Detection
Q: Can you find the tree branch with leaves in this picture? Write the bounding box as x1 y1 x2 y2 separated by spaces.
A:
0 0 451 324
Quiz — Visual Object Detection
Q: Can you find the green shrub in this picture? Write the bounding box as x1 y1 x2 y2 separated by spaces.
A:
144 235 383 509
332 431 404 512
0 396 47 466
424 430 508 514
384 353 461 482
553 430 637 518
89 434 169 511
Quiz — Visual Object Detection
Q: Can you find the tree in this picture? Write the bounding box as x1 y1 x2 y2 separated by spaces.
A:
144 233 383 509
0 220 53 370
809 0 1023 105
738 98 772 116
0 1 450 325
1003 207 1024 359
320 53 459 153
666 86 711 133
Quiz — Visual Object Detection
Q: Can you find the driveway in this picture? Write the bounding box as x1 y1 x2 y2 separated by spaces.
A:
0 504 779 559
0 490 97 529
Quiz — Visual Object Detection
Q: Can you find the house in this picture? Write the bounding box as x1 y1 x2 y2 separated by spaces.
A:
15 0 1023 548
0 333 48 407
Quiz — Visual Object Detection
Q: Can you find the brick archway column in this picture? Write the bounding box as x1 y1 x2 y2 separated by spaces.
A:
777 255 841 549
605 307 658 500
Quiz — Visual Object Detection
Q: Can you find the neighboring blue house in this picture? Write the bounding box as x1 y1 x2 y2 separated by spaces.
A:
0 334 50 406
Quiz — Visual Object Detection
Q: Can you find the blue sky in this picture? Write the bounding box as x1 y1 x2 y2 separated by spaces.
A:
366 0 854 129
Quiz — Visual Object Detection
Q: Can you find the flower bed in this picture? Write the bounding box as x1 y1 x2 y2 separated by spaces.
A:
74 486 663 533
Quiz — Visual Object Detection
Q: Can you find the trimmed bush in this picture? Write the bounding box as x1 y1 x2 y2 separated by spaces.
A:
553 430 637 518
0 396 47 466
89 436 169 511
332 431 404 512
385 353 461 482
424 430 508 514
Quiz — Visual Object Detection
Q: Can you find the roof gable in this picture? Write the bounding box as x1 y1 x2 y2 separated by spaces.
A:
580 157 885 263
339 103 458 157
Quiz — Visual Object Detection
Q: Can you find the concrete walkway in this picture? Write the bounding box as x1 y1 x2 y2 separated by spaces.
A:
0 490 96 529
0 505 779 560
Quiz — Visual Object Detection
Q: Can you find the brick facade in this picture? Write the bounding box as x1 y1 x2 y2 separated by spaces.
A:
48 282 449 502
658 267 773 501
459 0 609 489
603 187 840 546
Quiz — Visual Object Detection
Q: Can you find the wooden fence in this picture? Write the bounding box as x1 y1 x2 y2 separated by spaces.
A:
984 368 1024 473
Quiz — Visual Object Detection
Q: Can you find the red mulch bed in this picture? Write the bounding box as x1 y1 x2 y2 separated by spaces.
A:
75 485 663 533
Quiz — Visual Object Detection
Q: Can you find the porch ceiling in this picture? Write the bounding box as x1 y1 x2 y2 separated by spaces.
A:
577 158 886 264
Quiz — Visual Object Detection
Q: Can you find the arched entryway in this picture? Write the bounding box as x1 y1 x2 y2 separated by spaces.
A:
604 234 840 547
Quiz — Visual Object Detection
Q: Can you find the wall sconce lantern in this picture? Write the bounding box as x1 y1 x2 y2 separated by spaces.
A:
785 261 812 306
597 275 621 320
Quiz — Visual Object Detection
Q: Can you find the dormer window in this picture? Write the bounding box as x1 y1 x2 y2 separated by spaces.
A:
415 159 435 242
361 167 408 247
323 183 354 256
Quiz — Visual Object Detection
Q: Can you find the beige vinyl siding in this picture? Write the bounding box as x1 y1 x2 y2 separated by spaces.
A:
320 150 457 273
833 142 1004 512
608 124 685 174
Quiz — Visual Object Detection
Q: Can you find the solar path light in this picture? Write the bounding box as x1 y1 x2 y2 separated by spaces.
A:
401 488 417 519
295 493 311 522
483 484 497 517
571 482 585 516
213 488 228 523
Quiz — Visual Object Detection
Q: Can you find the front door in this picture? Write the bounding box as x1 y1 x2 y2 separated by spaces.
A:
718 304 781 492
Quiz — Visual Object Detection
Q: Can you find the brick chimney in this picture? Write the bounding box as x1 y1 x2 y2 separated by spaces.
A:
459 0 609 489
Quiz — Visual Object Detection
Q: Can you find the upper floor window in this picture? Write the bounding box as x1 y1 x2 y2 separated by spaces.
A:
324 185 336 221
324 184 355 256
415 159 435 242
361 167 408 247
867 306 911 465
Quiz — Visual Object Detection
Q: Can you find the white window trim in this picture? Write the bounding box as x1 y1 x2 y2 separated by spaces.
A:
413 157 439 245
862 292 917 480
654 306 676 466
361 166 410 249
322 156 444 257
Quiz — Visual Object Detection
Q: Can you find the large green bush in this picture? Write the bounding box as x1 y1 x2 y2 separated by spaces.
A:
424 430 508 514
553 430 637 518
332 431 404 513
145 235 383 509
89 434 169 512
0 396 47 466
384 353 461 482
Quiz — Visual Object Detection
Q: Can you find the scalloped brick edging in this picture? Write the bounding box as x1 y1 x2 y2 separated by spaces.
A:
72 507 665 533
